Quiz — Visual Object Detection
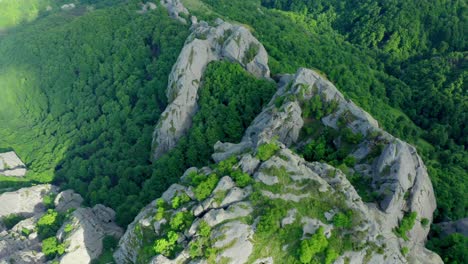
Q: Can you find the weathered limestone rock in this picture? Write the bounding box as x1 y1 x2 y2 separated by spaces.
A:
0 184 57 218
59 205 123 264
0 151 27 177
54 189 84 212
152 19 270 160
212 221 253 263
61 3 76 10
160 0 189 23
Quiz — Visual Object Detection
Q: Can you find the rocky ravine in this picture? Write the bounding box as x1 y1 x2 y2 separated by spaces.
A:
115 67 442 263
0 186 122 263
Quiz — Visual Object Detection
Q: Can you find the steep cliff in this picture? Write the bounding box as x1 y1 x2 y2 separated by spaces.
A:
116 68 441 263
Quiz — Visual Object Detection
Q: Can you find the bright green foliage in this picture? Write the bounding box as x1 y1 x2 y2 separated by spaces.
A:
64 224 73 233
188 220 214 259
172 193 191 209
154 238 171 255
256 142 280 161
401 247 409 256
1 214 25 229
194 174 219 201
21 227 31 237
332 212 352 229
154 231 179 257
217 156 238 175
198 220 211 238
231 170 252 187
37 209 63 239
394 212 417 241
187 171 207 186
42 193 56 209
41 237 65 260
257 205 285 235
169 211 193 231
0 0 50 29
298 227 329 263
154 199 166 221
325 248 339 264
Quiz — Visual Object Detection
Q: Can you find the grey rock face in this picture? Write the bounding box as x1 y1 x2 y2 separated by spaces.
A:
152 18 270 160
59 205 123 264
54 189 84 212
160 0 189 23
0 151 27 177
0 184 57 218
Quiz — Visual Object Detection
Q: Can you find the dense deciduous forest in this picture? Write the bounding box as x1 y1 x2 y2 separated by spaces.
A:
0 0 466 262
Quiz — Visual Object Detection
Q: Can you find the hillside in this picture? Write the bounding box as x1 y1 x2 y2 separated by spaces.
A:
0 0 466 263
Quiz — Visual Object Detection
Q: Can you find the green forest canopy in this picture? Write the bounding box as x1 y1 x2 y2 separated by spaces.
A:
0 0 466 262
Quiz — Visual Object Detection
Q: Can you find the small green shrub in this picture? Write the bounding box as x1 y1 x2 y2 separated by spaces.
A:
169 211 193 231
298 226 329 263
325 248 339 264
243 43 260 64
154 199 166 221
231 170 252 187
43 193 56 209
333 212 353 229
194 174 219 201
42 237 65 260
217 156 238 175
171 193 191 209
37 209 64 239
394 212 417 241
256 142 279 161
401 246 409 256
421 218 429 227
64 223 73 233
154 230 179 256
21 227 31 237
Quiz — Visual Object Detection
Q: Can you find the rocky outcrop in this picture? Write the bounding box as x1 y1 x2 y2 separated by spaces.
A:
0 184 56 218
160 0 189 23
54 189 84 212
58 204 123 264
120 66 441 263
151 17 270 160
0 188 122 264
0 151 27 177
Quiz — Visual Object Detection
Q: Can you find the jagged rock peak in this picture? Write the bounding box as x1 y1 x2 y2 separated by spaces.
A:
118 67 441 263
151 18 270 160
